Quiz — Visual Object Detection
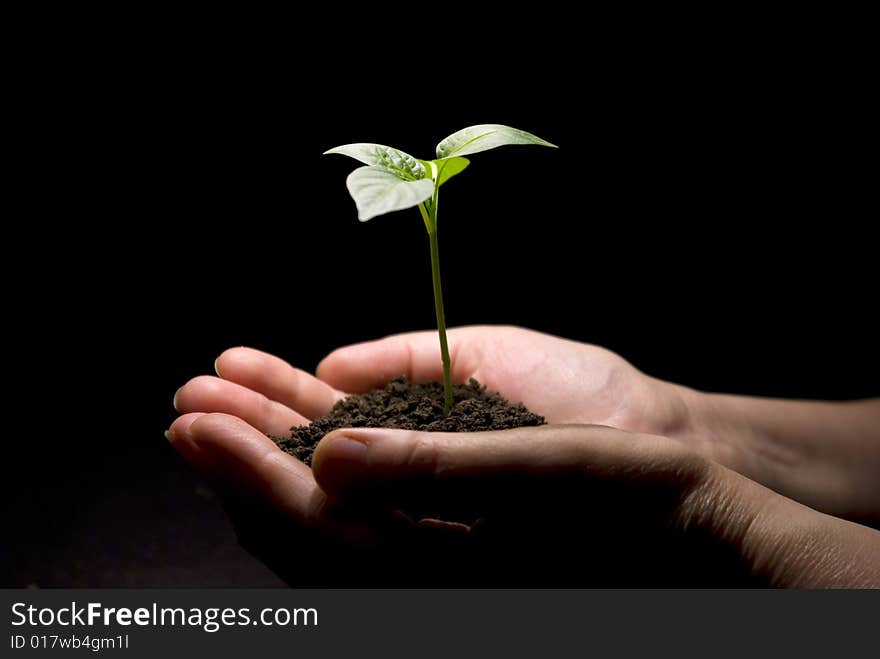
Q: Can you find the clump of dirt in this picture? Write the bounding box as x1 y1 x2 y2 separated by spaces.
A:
272 376 545 465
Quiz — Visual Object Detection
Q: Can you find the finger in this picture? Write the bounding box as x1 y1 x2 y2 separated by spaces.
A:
174 375 307 435
167 413 385 546
216 347 344 419
166 412 208 468
312 424 708 511
316 328 480 393
169 412 322 523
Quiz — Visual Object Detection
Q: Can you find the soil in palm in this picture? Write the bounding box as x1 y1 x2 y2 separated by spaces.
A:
272 376 545 465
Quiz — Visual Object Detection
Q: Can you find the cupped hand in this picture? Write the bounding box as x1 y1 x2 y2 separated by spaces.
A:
167 327 879 586
166 326 703 583
167 326 698 583
167 323 687 524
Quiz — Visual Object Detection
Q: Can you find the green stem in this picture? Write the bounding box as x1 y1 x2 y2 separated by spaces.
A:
419 197 453 415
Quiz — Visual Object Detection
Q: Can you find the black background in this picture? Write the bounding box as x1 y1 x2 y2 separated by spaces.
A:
3 13 876 586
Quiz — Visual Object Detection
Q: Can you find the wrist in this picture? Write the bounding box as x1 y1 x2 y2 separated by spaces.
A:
687 462 880 587
734 487 880 588
673 394 879 522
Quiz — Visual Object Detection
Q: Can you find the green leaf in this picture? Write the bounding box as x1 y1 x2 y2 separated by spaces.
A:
418 157 470 187
435 124 556 159
324 143 426 180
345 166 434 221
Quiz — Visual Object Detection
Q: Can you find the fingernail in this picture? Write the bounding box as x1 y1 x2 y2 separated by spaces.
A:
313 435 370 492
173 387 182 411
164 429 176 442
214 357 223 377
328 436 369 464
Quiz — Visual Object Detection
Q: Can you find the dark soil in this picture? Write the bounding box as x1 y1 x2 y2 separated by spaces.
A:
272 377 545 466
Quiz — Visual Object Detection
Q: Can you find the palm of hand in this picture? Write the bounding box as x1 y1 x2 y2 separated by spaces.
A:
308 325 665 430
448 327 657 429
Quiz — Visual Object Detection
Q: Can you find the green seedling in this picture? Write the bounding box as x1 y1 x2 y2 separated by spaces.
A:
325 124 556 414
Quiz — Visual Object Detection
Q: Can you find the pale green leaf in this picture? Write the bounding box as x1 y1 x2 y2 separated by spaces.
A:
345 166 434 221
418 157 470 187
324 143 426 180
435 124 556 159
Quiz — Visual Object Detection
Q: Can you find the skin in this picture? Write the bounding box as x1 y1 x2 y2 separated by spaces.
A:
168 326 880 586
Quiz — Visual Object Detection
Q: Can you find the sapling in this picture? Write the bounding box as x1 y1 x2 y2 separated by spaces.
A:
325 124 556 414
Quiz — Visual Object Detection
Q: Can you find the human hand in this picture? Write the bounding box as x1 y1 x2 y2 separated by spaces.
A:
165 326 742 585
309 423 880 587
168 326 880 584
168 325 699 584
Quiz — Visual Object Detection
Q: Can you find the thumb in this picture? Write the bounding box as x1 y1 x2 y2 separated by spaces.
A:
311 424 707 514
